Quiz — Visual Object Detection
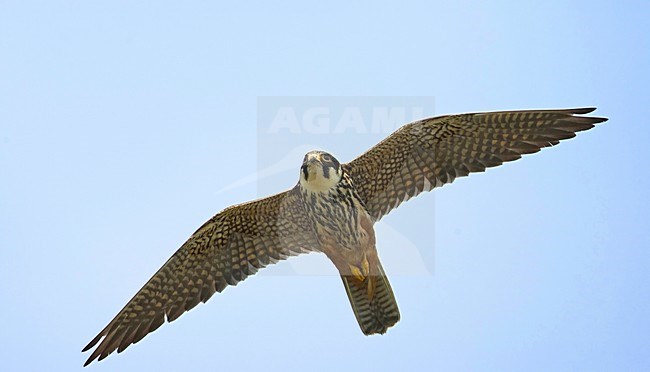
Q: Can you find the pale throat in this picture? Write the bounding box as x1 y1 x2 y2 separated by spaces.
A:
300 166 341 193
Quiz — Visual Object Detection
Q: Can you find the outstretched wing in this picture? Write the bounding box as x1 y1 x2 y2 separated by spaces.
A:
82 186 317 366
345 108 607 221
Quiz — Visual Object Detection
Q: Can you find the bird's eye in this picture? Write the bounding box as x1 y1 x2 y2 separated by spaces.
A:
322 154 332 162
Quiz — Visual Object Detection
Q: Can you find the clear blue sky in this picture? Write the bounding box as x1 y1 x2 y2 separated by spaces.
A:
1 1 649 371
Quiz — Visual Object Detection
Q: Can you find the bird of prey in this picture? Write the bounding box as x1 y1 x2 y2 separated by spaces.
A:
83 107 606 366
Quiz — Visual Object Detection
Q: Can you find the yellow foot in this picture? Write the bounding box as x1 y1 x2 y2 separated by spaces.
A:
349 265 365 282
348 253 371 283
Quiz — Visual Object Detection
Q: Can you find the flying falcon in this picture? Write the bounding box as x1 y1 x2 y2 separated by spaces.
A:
83 107 607 366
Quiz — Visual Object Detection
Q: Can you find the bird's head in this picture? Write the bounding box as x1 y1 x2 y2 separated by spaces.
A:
299 150 342 192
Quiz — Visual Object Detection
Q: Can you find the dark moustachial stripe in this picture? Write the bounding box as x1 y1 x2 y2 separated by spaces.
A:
301 164 309 181
323 164 331 179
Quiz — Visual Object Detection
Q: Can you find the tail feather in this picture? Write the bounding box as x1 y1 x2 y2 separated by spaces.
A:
341 262 400 335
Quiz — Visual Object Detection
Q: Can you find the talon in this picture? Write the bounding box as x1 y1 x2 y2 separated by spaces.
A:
349 265 365 282
361 254 370 277
367 276 375 301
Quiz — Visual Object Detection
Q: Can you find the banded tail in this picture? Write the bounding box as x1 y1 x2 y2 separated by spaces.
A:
341 262 400 335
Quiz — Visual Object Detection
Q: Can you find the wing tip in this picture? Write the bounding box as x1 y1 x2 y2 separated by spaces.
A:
569 107 608 124
547 107 608 124
82 332 104 353
556 107 606 129
569 107 597 114
83 350 100 367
